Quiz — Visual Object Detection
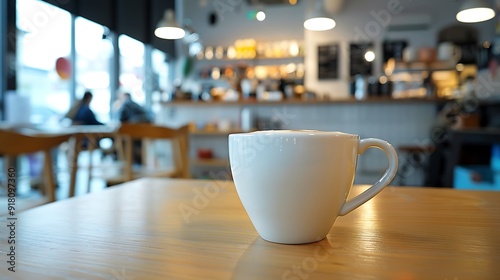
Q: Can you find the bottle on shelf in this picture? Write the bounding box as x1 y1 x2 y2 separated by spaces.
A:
240 107 254 132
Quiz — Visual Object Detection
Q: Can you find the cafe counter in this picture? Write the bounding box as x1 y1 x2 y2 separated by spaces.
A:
156 97 445 184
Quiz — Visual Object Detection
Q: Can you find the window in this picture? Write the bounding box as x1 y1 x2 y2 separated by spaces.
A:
16 0 71 124
119 35 145 106
152 48 169 93
16 1 162 125
75 17 113 123
151 48 169 114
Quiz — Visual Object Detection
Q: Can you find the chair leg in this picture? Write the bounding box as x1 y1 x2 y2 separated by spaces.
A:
124 136 134 181
68 136 79 197
115 135 125 161
87 137 97 193
43 150 56 202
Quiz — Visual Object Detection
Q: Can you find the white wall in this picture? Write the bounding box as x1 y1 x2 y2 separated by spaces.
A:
183 0 496 97
158 101 438 185
183 0 306 46
305 0 496 98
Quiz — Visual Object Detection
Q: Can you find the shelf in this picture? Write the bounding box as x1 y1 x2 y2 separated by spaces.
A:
390 61 457 73
190 158 229 167
190 129 250 136
161 97 451 107
198 55 304 62
197 76 304 84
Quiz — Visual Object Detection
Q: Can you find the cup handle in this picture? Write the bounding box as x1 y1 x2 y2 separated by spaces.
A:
338 138 398 216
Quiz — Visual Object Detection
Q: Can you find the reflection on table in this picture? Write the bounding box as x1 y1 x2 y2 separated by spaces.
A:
2 178 498 279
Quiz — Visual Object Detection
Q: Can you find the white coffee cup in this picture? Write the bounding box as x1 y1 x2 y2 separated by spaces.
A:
438 42 462 63
229 130 398 244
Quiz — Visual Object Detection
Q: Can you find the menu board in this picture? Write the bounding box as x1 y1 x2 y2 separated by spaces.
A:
457 43 478 65
318 44 339 80
350 42 373 76
383 40 408 62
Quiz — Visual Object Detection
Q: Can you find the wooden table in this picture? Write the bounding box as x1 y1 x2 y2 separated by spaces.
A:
1 124 119 197
1 178 499 279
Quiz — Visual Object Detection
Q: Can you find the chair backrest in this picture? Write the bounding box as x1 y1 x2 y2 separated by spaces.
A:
0 130 72 202
118 123 190 179
0 130 71 155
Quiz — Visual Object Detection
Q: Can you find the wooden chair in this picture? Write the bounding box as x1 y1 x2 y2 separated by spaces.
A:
0 130 71 202
103 123 190 185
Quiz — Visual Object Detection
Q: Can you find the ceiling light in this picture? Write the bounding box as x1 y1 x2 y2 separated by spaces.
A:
155 9 185 40
256 11 266 21
304 0 336 31
456 0 496 23
364 50 375 62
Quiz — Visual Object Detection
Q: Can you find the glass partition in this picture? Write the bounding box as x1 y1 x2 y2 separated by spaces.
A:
119 34 145 106
75 16 113 123
16 0 71 124
16 0 161 125
151 48 169 116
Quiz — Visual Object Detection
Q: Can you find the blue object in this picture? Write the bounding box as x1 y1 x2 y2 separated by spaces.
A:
454 165 500 191
492 145 500 172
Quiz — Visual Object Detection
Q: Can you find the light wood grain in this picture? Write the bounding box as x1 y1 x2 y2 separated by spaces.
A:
1 178 499 279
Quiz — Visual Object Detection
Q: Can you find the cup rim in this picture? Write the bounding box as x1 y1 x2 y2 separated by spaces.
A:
229 130 359 139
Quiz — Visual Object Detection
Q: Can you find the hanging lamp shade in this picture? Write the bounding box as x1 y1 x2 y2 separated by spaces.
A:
155 9 185 40
304 0 336 31
456 0 496 23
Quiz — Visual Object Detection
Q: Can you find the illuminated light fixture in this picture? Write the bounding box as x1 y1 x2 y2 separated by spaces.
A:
456 0 496 23
155 9 185 40
304 0 336 31
256 11 266 21
364 50 375 62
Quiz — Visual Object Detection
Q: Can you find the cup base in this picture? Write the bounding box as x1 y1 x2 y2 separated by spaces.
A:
260 235 327 245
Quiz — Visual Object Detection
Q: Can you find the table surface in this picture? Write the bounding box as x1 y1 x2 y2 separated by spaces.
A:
1 178 499 279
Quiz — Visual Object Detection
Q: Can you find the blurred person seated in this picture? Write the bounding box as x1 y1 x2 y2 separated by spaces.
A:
63 91 104 152
65 91 103 125
116 93 152 124
114 93 153 165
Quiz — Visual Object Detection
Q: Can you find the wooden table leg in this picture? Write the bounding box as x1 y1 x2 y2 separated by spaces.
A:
43 150 56 202
68 136 79 198
87 136 96 193
115 135 125 162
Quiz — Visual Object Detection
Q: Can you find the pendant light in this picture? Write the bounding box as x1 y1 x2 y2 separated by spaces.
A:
304 0 336 31
155 9 185 40
456 0 496 23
